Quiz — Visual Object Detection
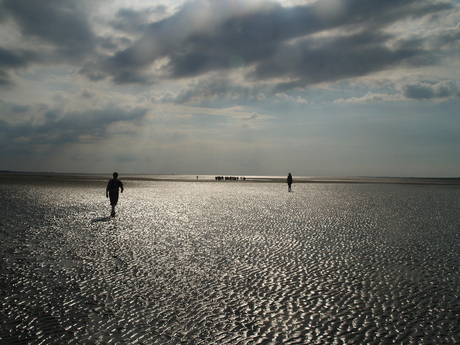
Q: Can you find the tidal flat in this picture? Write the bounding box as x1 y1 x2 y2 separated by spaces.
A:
1 174 459 344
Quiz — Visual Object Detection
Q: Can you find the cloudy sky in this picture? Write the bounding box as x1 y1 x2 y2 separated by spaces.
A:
1 0 459 177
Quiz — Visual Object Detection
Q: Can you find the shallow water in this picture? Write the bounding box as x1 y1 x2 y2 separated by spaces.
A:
1 179 460 344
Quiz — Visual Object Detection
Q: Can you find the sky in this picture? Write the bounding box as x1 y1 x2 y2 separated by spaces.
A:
0 0 459 177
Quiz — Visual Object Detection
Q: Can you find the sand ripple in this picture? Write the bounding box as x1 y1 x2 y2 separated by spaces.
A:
1 182 460 344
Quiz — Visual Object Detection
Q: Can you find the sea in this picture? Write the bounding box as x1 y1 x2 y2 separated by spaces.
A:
1 173 459 344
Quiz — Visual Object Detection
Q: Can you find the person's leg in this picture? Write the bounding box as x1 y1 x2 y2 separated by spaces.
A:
110 193 118 216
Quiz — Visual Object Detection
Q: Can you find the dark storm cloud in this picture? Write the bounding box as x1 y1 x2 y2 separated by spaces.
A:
111 5 168 34
1 0 457 95
263 32 436 92
0 0 97 87
0 47 36 68
0 101 148 156
2 0 96 59
0 47 38 86
80 0 455 91
403 81 460 100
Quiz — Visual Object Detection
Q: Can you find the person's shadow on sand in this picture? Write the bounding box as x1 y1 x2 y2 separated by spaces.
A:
91 217 111 223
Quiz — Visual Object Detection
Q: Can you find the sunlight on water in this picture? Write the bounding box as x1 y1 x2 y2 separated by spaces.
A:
1 180 460 344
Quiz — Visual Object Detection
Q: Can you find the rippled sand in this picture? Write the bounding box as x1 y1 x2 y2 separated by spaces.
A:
1 177 460 344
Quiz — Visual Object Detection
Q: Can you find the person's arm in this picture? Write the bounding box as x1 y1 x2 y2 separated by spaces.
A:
106 181 110 198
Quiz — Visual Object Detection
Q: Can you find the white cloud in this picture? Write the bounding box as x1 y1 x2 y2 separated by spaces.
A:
333 92 401 104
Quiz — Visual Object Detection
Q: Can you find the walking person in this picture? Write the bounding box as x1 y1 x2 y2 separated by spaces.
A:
287 173 293 192
106 172 124 217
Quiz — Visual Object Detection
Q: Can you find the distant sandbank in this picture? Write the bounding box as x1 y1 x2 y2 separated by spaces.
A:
1 172 459 185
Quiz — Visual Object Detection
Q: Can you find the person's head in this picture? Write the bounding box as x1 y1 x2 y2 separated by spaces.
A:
113 172 118 179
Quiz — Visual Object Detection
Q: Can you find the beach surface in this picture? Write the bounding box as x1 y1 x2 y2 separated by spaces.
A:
1 173 460 344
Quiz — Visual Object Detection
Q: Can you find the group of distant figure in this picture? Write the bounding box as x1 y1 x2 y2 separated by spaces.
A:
106 172 293 217
215 176 246 181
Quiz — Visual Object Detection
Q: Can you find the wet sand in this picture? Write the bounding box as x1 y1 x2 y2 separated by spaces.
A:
1 174 460 344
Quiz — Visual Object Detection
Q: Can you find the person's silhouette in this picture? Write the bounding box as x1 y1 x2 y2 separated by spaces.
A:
287 173 293 192
106 172 124 217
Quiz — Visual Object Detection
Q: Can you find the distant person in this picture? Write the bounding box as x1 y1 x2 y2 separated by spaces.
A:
287 173 293 192
106 172 124 217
